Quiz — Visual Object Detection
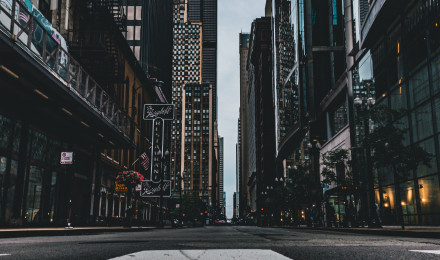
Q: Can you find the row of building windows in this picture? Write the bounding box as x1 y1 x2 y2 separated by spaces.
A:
174 45 200 50
174 29 200 35
174 34 200 39
173 77 200 81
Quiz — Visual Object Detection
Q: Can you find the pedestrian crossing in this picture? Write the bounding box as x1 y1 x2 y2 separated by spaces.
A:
109 249 292 260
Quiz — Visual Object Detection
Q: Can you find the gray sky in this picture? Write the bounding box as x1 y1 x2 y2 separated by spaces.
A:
218 0 266 218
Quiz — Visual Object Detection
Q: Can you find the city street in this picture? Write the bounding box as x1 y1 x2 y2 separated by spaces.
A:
0 226 439 259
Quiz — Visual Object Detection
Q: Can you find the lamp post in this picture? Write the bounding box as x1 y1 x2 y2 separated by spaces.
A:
354 95 381 228
156 148 169 227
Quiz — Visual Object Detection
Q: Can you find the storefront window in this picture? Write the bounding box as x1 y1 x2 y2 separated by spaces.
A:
12 123 21 154
48 171 57 223
390 84 407 110
432 54 440 95
408 65 430 108
0 156 6 220
434 97 440 135
411 103 433 142
401 181 418 225
100 187 107 217
416 138 437 178
0 115 12 150
377 166 394 186
419 175 440 224
5 160 17 222
396 116 410 146
114 196 120 217
30 130 47 162
381 185 396 225
25 166 43 223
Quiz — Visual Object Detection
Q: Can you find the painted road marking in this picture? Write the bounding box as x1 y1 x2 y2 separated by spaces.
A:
0 254 11 257
410 250 440 255
109 249 292 260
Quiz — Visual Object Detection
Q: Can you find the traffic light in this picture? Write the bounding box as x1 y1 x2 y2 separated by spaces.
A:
261 208 264 211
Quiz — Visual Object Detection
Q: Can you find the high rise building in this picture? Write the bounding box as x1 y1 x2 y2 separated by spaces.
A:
185 0 218 119
144 0 174 99
218 137 224 212
272 0 298 150
175 84 214 205
247 17 276 223
170 0 217 206
236 118 241 216
238 33 250 218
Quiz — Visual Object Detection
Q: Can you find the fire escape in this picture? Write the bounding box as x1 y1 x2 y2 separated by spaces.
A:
68 0 127 97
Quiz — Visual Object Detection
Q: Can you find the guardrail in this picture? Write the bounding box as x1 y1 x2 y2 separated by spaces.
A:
0 0 132 141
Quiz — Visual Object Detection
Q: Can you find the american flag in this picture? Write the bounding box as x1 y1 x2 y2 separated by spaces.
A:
140 153 149 171
19 8 30 24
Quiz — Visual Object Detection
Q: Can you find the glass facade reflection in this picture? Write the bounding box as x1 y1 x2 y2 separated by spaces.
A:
354 0 440 225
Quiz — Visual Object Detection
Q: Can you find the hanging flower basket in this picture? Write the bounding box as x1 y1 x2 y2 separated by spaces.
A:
115 170 145 185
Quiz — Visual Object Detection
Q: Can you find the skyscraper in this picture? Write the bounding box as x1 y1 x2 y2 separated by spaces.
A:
170 0 217 206
218 137 224 212
144 0 174 99
186 0 218 119
238 33 250 218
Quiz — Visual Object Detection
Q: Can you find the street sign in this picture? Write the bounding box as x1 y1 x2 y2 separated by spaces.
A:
115 182 128 192
141 180 171 197
143 104 175 120
135 184 142 192
60 152 73 165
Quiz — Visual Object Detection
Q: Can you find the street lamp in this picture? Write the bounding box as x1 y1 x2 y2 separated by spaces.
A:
354 95 381 228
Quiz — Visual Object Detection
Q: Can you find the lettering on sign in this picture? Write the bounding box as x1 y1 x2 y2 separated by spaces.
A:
143 105 175 120
151 119 163 182
141 180 171 197
115 182 128 192
60 152 73 165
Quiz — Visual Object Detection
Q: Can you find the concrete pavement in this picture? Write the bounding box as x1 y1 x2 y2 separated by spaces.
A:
1 226 440 259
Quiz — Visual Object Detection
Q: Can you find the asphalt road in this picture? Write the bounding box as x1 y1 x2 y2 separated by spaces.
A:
0 226 440 259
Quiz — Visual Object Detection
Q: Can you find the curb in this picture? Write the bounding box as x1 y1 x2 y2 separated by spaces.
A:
287 227 440 239
0 227 157 238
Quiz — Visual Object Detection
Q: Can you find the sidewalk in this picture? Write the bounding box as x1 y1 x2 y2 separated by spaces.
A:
287 225 440 239
0 226 160 238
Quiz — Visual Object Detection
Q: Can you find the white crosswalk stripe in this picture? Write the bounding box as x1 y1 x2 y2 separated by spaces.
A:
409 250 440 255
109 249 292 260
0 254 11 257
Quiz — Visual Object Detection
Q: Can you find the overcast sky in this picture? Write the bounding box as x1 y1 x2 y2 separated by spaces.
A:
218 0 266 218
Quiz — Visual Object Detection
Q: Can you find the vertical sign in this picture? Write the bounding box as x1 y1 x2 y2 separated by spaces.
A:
151 118 164 182
142 104 175 198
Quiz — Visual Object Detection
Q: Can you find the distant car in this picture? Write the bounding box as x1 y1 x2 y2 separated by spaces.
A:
172 219 183 228
226 219 232 224
214 219 226 225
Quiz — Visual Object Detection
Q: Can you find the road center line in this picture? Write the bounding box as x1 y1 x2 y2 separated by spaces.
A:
409 250 440 255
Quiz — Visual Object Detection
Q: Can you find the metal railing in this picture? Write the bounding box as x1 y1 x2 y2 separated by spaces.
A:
0 0 132 141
